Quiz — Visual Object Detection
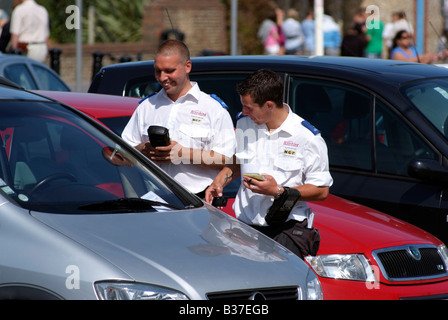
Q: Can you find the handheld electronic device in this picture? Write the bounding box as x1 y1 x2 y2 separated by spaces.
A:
147 125 170 147
243 173 266 181
212 196 228 207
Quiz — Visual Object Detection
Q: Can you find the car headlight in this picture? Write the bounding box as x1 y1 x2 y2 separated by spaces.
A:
306 270 324 300
305 254 376 282
95 282 189 300
438 244 448 267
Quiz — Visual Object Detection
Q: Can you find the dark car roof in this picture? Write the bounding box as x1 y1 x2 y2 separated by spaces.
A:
90 55 448 95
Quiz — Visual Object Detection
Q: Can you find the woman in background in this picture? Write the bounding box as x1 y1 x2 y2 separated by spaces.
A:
390 30 438 64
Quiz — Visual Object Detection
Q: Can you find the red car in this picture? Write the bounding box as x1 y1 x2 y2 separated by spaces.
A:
35 90 140 136
39 90 448 300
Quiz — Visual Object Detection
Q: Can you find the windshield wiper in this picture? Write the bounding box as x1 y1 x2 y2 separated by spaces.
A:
78 197 185 212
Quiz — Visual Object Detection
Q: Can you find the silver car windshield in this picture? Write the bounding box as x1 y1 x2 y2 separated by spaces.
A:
402 78 448 140
0 100 197 213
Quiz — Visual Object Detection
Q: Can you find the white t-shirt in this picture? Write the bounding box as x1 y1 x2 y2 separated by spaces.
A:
282 18 304 51
10 0 49 43
122 82 236 194
233 105 333 226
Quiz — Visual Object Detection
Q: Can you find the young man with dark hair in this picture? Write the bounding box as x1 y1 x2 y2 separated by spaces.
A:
206 69 333 258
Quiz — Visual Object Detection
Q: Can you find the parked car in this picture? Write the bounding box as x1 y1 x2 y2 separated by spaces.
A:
0 78 322 300
89 55 448 245
0 53 70 91
45 87 448 299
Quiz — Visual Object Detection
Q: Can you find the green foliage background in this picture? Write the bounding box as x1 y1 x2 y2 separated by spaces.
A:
39 0 146 44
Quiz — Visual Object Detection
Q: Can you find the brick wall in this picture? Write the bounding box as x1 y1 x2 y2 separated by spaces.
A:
142 0 227 56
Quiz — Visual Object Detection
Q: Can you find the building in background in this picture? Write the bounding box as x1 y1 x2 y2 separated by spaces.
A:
0 0 445 90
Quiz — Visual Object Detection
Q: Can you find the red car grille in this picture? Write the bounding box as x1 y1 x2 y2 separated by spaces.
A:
374 245 447 281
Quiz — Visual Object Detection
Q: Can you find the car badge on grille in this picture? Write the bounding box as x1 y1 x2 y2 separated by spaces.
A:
408 246 422 261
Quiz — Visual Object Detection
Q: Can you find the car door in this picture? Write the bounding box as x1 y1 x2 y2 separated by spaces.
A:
287 76 446 243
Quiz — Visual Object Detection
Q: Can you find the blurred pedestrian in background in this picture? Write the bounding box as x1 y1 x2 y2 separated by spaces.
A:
282 8 304 55
0 0 22 53
0 8 8 33
383 11 414 58
341 8 367 57
302 9 315 55
258 7 285 55
389 11 414 40
390 30 443 64
365 7 384 59
10 0 49 63
322 11 341 56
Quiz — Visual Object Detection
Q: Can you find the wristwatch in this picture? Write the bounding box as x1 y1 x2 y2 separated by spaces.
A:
275 185 283 198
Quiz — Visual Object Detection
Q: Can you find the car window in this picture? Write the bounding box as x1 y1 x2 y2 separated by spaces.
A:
125 76 161 98
31 64 70 91
375 100 436 175
0 100 198 213
289 78 373 170
99 116 131 136
402 78 448 140
3 63 38 90
189 73 248 125
289 77 437 177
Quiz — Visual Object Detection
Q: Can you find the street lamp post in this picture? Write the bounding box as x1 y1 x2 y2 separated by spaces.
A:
314 0 324 56
76 0 82 92
230 0 237 55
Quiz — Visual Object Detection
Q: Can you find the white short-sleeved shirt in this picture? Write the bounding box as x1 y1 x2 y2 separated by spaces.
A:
122 82 236 194
233 105 333 226
10 0 49 43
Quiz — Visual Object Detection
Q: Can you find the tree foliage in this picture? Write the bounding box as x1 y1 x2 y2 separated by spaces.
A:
222 0 277 55
38 0 145 44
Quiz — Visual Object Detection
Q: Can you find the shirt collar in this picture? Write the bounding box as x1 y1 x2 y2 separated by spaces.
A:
267 104 296 136
281 104 297 134
162 81 200 103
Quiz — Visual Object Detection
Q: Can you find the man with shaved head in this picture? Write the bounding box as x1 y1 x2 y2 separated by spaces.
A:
122 40 235 198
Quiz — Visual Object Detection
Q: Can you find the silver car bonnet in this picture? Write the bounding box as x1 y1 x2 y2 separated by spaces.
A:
31 205 309 299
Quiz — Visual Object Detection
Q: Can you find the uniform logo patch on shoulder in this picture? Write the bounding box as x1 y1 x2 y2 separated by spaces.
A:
211 94 229 109
301 120 320 135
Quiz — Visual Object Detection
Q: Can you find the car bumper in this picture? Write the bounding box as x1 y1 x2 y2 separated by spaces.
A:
319 277 448 300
